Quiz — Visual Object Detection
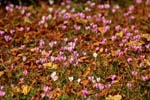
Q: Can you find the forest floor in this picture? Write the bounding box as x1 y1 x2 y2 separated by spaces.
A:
0 1 150 100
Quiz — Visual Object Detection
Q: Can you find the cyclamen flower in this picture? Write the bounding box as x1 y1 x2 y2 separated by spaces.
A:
88 76 95 83
146 0 150 5
74 25 81 31
127 58 132 63
63 13 70 19
39 39 45 48
0 30 4 35
19 27 24 32
136 0 142 4
96 83 104 91
105 83 111 89
93 52 98 58
126 83 132 88
131 71 138 77
104 4 110 9
0 86 5 97
111 75 116 80
0 90 5 97
82 89 89 98
111 35 117 41
103 25 110 33
115 25 121 32
68 76 74 82
4 35 12 42
101 38 107 45
51 72 58 81
10 29 15 34
141 76 149 81
43 86 51 93
23 69 28 76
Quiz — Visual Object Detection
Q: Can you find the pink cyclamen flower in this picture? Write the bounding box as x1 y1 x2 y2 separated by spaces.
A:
117 50 123 57
4 35 12 42
0 30 4 35
141 76 149 81
43 86 51 93
82 89 89 98
63 13 70 19
96 83 104 91
10 29 15 34
111 75 116 80
131 71 138 77
127 58 132 63
115 25 121 32
0 90 5 97
136 0 142 4
19 27 24 32
146 0 150 5
105 83 111 89
74 25 81 31
103 25 110 33
101 38 106 45
88 76 95 82
126 83 132 88
39 39 45 48
23 69 28 76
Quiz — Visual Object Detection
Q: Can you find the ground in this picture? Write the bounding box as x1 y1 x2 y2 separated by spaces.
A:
0 0 150 100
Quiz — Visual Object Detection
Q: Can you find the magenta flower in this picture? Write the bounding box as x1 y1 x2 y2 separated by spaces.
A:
146 0 150 5
19 27 24 32
4 35 12 42
131 71 138 77
103 25 110 33
39 39 45 48
0 30 4 35
63 13 70 19
101 38 106 45
88 76 95 82
0 86 5 97
141 76 149 81
74 25 81 31
0 90 5 97
104 4 110 9
136 0 142 4
115 25 121 32
126 83 132 88
105 83 111 89
10 29 15 34
23 69 28 76
127 58 132 63
43 86 51 93
111 75 117 80
96 83 104 91
82 89 89 98
111 35 117 41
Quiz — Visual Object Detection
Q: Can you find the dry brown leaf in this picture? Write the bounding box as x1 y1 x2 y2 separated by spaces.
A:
43 62 58 69
0 71 4 77
116 31 123 38
83 67 91 78
81 80 89 86
22 85 31 95
105 94 122 100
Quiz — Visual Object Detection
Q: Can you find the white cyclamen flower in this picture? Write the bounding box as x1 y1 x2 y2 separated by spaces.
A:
93 52 98 58
51 72 58 81
68 76 74 82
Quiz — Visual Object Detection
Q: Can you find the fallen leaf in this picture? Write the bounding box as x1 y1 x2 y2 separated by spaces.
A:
106 94 122 100
116 31 123 38
0 71 4 77
83 67 91 78
43 62 58 69
22 85 31 95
